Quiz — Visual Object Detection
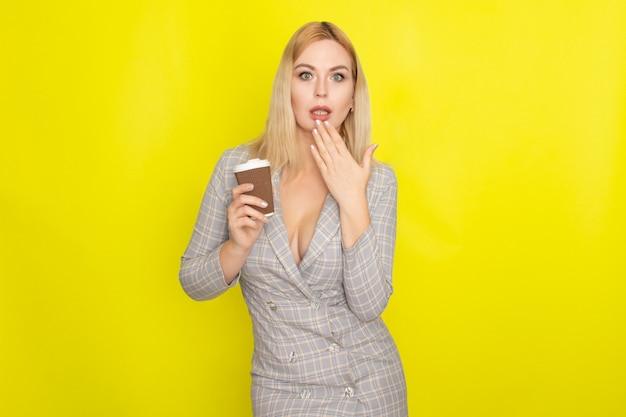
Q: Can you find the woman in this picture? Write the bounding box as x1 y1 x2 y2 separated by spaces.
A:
180 21 407 416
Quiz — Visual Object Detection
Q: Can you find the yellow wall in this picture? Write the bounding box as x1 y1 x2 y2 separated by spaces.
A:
1 1 624 416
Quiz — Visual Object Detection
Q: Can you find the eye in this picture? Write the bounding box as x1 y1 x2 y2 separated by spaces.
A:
299 72 313 80
331 73 345 81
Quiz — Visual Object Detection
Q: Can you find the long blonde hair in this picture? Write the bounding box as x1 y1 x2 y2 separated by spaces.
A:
249 21 371 173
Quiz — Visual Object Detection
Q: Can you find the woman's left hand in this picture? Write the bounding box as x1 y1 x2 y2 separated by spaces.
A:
310 120 377 208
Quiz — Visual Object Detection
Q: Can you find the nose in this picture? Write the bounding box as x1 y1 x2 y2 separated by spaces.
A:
315 80 327 98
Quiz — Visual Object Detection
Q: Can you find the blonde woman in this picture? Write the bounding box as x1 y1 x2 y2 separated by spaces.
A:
180 21 407 416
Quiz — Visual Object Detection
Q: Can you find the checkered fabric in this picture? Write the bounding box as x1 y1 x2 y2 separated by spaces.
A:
180 145 407 416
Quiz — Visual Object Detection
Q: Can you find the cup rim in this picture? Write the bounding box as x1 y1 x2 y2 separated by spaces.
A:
233 158 271 173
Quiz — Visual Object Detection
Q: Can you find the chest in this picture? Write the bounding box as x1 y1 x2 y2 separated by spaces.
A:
279 174 328 266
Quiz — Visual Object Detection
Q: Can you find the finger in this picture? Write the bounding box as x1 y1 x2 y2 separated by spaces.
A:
235 204 269 224
312 127 333 164
360 143 378 172
232 183 270 210
232 183 254 199
310 143 328 173
239 194 270 211
228 195 268 222
234 215 259 230
315 120 340 156
322 121 346 154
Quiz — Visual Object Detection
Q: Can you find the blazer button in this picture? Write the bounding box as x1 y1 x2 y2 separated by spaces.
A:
299 388 312 399
267 301 277 311
344 387 355 398
328 343 340 353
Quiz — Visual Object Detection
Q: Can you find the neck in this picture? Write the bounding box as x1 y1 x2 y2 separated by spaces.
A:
298 130 319 168
282 135 322 181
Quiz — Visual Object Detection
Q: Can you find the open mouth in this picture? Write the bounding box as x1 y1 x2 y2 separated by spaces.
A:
310 106 332 120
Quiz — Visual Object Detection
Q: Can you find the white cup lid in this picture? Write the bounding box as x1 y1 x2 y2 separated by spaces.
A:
233 158 271 172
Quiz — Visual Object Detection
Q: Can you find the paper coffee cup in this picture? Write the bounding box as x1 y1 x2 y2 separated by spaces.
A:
233 158 274 217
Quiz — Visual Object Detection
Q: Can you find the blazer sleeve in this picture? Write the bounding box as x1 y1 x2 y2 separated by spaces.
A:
342 165 398 321
178 149 244 301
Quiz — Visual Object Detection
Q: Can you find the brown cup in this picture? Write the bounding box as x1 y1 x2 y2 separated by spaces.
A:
233 158 274 217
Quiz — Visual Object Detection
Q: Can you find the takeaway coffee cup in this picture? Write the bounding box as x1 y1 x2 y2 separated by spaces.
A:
233 158 274 217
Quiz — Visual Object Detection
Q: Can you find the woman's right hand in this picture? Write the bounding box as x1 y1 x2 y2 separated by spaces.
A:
226 183 270 253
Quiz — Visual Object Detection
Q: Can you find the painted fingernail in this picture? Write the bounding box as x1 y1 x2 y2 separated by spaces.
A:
315 119 321 126
324 121 330 127
313 128 319 136
247 184 254 190
261 200 268 208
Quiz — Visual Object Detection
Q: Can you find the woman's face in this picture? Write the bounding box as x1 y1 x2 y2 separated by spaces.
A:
291 39 355 140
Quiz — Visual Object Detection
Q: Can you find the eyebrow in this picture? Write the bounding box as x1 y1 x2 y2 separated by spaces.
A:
294 63 350 72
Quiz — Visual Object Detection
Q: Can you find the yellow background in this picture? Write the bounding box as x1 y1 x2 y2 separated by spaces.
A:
1 1 624 416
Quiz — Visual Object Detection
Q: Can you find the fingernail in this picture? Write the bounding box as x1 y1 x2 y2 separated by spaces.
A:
315 119 321 126
310 144 316 150
373 144 379 151
313 128 318 136
261 200 268 208
247 184 254 190
324 121 330 127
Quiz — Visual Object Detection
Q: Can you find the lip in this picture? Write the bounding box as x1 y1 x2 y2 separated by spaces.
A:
309 105 332 122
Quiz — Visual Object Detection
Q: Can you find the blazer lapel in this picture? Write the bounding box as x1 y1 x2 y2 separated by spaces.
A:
264 169 317 299
298 193 340 272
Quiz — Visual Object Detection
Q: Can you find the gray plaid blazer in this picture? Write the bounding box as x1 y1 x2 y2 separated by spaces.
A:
180 145 407 416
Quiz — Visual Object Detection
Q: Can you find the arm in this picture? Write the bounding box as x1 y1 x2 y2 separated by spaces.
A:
179 154 234 301
179 149 268 301
342 167 397 321
310 121 397 321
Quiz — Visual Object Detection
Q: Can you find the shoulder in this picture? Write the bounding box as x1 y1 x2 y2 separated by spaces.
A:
208 144 251 195
369 162 398 190
366 162 397 209
216 144 251 170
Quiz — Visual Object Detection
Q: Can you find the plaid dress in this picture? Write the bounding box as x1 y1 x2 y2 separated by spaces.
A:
180 145 407 416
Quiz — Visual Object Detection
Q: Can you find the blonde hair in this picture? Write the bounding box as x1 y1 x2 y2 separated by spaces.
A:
249 21 371 173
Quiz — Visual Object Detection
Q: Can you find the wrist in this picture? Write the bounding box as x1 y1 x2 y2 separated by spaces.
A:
224 239 251 258
219 240 250 284
336 190 368 212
